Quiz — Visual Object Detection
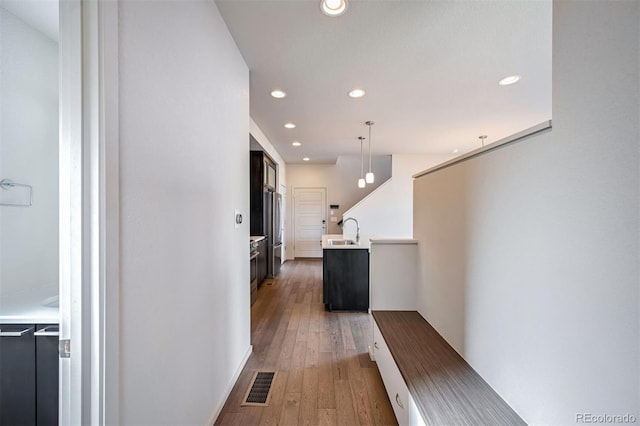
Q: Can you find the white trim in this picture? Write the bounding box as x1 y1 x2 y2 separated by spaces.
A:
59 1 118 424
413 120 553 179
58 1 83 424
82 2 101 424
98 1 120 424
206 345 253 425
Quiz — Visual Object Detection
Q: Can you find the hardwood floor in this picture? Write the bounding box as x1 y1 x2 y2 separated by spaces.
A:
215 259 397 426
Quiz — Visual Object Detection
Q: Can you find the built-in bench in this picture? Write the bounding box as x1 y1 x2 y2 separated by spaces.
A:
372 310 525 426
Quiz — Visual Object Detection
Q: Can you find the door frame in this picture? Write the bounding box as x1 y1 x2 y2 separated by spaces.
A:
59 1 119 424
292 187 327 258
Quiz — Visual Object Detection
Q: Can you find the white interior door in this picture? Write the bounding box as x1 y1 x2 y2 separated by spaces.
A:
293 187 326 258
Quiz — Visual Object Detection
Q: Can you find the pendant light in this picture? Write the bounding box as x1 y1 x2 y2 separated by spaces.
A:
358 136 366 188
365 121 375 183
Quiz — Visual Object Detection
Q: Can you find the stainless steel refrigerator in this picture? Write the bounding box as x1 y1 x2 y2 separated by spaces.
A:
265 191 283 277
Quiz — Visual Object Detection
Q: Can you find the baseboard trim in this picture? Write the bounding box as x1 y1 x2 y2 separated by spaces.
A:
207 344 253 425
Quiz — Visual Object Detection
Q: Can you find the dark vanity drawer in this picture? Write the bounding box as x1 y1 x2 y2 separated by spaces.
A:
0 324 36 426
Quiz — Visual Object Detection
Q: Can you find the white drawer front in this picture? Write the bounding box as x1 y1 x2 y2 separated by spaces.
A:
373 321 409 426
408 393 426 426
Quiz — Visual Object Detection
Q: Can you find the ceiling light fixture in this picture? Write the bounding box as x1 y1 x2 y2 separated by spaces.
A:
292 141 301 147
479 135 488 147
349 89 366 98
452 148 459 154
284 123 296 129
270 89 287 98
320 0 347 17
498 75 521 86
303 157 310 162
358 136 366 188
365 121 375 184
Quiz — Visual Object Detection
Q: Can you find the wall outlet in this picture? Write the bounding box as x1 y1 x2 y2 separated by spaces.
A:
330 217 338 223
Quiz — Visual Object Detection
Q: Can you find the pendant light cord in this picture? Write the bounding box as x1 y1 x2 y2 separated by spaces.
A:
359 137 364 178
367 123 372 172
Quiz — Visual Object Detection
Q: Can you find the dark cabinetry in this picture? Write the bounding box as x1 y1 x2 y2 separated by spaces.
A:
0 324 36 426
0 323 58 426
323 249 370 311
35 325 59 426
250 252 258 306
257 239 267 284
250 150 277 236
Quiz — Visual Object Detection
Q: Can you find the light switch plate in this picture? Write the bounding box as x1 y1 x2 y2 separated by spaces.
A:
330 217 338 222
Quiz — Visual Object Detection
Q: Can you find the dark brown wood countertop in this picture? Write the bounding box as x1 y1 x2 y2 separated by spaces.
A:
372 310 526 425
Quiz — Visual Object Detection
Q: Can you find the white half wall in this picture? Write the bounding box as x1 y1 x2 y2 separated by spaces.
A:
286 155 391 258
118 2 250 424
0 8 58 320
342 154 452 240
413 1 639 424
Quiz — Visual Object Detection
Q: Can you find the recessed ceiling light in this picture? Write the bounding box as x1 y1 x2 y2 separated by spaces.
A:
498 75 521 86
270 90 286 98
303 157 310 161
292 141 301 147
320 0 347 17
348 89 366 98
284 123 296 129
452 148 459 154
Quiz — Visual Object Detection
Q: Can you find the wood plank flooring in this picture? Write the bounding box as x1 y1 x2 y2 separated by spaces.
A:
215 260 397 426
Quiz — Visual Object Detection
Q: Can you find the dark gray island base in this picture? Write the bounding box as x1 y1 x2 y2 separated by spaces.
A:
322 248 369 311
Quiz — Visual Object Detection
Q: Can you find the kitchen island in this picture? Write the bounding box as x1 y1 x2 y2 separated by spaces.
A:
322 234 370 311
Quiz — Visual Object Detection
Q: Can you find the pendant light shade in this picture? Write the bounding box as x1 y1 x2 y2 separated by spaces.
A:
358 136 366 188
365 121 375 183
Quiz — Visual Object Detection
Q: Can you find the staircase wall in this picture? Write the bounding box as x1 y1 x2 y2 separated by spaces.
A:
342 154 453 240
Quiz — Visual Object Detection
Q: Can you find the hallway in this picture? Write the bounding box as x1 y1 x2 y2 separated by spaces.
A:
215 260 397 425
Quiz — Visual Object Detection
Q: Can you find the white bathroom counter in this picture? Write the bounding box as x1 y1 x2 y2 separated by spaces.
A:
0 297 59 324
0 312 59 324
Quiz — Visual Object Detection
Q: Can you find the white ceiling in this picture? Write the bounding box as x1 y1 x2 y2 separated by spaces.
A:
1 0 59 41
216 0 552 164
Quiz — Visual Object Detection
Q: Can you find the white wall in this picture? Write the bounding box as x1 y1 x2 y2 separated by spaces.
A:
0 8 58 319
118 2 250 424
342 154 452 240
413 1 639 424
250 118 287 261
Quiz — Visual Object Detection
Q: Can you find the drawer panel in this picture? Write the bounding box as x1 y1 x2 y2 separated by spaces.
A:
373 320 409 426
408 393 426 426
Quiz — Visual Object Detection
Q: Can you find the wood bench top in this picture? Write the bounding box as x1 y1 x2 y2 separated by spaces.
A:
372 310 526 425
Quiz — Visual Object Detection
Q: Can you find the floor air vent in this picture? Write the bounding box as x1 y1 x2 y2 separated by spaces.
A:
241 371 276 406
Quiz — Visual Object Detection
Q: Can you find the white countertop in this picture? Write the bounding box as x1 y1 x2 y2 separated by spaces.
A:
1 281 59 324
250 235 266 242
322 234 371 250
369 238 418 245
0 308 59 324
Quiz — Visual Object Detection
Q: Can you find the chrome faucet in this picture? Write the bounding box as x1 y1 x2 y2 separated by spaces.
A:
342 217 360 243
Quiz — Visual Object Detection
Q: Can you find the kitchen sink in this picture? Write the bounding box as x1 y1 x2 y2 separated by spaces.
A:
328 239 357 246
